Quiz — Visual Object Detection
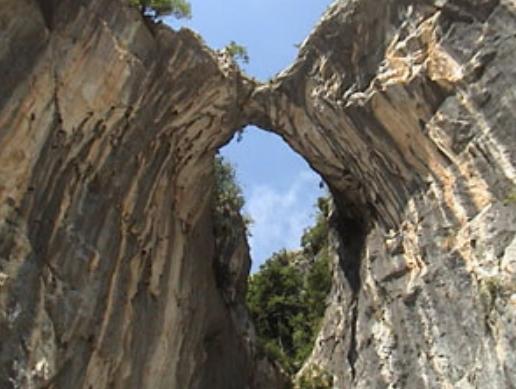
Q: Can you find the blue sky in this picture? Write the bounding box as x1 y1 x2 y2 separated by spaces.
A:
165 0 332 271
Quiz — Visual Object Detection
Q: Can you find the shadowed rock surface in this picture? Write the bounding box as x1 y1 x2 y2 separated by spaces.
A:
0 0 514 388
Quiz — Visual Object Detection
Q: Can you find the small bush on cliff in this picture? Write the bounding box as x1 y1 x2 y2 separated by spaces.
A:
301 197 330 254
212 155 251 226
296 365 334 389
129 0 192 19
212 154 251 245
224 41 250 65
504 186 516 205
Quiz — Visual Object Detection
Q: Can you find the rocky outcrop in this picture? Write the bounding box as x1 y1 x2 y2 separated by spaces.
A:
247 1 516 387
0 0 256 388
0 0 515 388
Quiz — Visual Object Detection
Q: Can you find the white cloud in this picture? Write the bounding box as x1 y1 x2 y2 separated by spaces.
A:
245 170 321 271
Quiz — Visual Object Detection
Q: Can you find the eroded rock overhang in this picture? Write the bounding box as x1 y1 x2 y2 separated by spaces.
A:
243 0 516 231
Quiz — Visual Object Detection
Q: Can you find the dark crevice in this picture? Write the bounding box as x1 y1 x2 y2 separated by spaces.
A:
330 196 367 382
36 0 56 30
348 299 360 380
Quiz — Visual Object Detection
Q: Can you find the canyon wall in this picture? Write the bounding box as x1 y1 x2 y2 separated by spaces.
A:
246 1 516 387
0 0 515 388
0 0 258 387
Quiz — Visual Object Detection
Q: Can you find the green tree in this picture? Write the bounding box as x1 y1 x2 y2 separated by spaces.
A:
247 197 333 375
247 250 305 372
212 154 252 248
129 0 192 19
211 155 252 290
212 155 246 225
301 196 330 254
224 41 250 64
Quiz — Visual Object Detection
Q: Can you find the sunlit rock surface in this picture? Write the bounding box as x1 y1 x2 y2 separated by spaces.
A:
251 1 516 387
0 0 257 388
0 0 515 388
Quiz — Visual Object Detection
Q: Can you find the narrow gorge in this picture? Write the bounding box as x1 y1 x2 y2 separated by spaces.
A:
0 0 515 388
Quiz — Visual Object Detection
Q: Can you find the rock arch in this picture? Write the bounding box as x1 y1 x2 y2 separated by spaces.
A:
0 0 514 388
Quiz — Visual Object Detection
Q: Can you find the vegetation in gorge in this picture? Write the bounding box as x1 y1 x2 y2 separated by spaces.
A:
211 155 252 289
210 154 333 379
129 0 192 19
212 154 251 238
246 197 332 375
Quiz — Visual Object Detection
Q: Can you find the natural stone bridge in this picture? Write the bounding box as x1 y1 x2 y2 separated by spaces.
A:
0 0 514 388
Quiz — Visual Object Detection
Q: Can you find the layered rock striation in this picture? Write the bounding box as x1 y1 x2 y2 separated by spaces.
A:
0 0 256 387
246 1 516 387
0 0 515 388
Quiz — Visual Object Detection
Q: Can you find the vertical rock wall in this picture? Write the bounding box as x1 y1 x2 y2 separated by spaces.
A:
245 0 516 387
0 0 256 388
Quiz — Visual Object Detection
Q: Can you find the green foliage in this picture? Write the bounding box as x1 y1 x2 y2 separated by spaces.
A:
211 155 252 289
129 0 192 19
504 186 516 205
225 41 250 64
305 246 332 324
255 337 292 373
247 197 332 375
248 252 301 334
296 365 334 389
213 155 245 215
479 276 502 312
212 155 250 241
301 197 330 254
247 250 307 372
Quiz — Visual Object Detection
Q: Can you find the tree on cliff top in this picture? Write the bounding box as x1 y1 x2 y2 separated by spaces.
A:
224 41 250 65
129 0 192 19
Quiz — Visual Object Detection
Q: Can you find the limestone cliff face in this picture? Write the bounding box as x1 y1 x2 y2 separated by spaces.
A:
0 0 515 388
248 1 516 387
0 0 256 388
